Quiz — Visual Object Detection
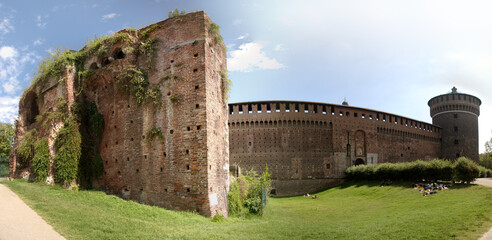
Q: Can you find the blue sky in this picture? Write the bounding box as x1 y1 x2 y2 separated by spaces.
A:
0 0 491 152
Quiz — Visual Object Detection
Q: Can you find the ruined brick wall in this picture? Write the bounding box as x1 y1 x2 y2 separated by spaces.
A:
428 88 481 161
229 101 441 196
10 11 229 217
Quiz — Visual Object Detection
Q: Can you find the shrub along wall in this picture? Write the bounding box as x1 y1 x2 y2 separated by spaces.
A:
344 157 492 183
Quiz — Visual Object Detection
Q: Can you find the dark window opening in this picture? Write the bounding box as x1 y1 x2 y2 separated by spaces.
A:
170 130 174 134
454 139 459 145
186 165 190 170
195 85 199 90
197 125 201 130
187 188 191 192
193 53 198 57
454 126 458 132
160 167 163 172
163 152 167 157
186 150 189 154
270 189 276 195
24 92 39 126
454 113 458 118
114 49 125 59
193 68 198 72
170 60 174 63
136 169 139 173
196 104 199 109
89 62 98 70
187 126 191 131
326 164 330 169
456 153 460 158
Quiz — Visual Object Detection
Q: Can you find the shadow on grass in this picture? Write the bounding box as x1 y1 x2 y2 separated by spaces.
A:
306 180 478 195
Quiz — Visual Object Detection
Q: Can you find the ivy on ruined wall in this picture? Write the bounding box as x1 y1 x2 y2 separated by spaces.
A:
72 102 105 188
53 116 82 186
32 138 50 182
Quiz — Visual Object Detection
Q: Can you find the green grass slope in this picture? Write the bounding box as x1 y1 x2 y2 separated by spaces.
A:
2 180 492 240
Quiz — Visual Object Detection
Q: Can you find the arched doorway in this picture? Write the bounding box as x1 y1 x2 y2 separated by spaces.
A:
354 158 365 166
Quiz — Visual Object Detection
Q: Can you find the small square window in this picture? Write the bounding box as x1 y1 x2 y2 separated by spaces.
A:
454 126 458 132
454 139 459 145
454 114 458 118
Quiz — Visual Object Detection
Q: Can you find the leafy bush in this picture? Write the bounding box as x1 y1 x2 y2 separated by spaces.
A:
32 138 50 182
454 157 480 183
345 158 482 183
54 117 82 186
227 178 242 216
243 197 262 214
227 166 271 216
479 153 492 170
478 165 492 178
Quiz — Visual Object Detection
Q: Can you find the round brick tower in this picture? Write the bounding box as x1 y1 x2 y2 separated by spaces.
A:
428 87 481 160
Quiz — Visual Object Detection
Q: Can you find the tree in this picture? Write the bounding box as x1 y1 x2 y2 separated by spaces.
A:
486 137 492 153
0 123 15 161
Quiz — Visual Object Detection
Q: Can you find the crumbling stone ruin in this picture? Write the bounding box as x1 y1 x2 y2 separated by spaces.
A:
9 11 230 217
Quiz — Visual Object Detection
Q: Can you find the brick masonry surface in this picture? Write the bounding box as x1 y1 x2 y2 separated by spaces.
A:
10 11 229 217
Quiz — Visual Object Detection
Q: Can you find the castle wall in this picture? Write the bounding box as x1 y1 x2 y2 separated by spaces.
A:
229 101 441 196
428 90 481 161
10 11 229 217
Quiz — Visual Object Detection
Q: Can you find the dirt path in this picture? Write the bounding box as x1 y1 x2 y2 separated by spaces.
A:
0 181 65 240
475 178 492 240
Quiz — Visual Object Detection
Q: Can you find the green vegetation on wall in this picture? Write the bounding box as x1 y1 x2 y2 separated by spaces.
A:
71 102 105 188
116 65 162 107
208 23 225 50
146 127 163 142
219 70 232 102
32 138 50 182
54 117 82 186
167 8 192 18
17 129 38 163
35 97 68 130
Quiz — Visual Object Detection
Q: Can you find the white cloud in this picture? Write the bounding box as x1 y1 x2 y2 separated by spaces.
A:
0 46 17 59
274 44 286 51
237 33 249 40
227 41 285 72
0 17 13 34
0 46 38 94
0 96 20 123
36 15 47 28
33 39 43 46
279 17 293 26
233 19 243 25
102 13 117 21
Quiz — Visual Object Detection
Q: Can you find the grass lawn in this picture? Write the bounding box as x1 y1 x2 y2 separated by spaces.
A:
3 180 492 240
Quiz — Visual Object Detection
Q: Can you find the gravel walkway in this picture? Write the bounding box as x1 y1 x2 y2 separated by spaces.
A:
0 180 65 240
